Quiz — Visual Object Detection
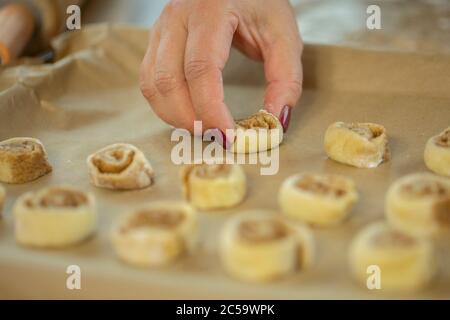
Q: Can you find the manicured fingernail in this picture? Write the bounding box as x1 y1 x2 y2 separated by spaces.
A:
279 105 292 133
212 128 233 150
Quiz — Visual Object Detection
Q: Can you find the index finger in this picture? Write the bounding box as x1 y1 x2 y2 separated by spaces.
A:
184 9 238 144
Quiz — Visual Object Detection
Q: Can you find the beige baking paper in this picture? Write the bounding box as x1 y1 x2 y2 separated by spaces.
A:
0 24 449 299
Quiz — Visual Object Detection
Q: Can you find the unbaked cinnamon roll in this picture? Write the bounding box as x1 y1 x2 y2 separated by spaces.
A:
87 143 154 190
111 202 198 267
180 163 246 209
0 137 52 184
14 185 97 248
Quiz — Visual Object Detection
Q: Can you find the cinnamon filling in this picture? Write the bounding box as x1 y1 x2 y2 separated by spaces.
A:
344 123 383 140
296 175 347 197
93 146 135 174
28 188 88 208
373 230 416 247
236 111 278 130
123 209 185 232
239 219 288 242
402 181 449 198
182 164 232 200
435 129 450 148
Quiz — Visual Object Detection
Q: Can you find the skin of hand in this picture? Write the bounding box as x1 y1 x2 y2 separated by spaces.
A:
139 0 303 147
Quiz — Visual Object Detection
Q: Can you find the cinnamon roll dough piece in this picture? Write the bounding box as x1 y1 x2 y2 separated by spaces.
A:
424 127 450 177
180 163 246 209
87 143 154 190
385 173 450 238
14 186 97 248
349 222 435 292
0 137 52 184
220 211 314 282
232 110 283 154
324 122 390 168
0 184 5 216
279 173 358 226
111 202 198 267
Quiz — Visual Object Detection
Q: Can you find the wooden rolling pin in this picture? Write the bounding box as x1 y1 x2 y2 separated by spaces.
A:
0 3 35 65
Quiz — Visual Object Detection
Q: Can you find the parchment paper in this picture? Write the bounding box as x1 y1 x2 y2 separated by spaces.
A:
0 24 449 299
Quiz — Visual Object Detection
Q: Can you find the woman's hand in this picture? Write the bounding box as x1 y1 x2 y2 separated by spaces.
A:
139 0 303 145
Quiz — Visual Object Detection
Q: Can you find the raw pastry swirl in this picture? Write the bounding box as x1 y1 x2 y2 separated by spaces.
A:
349 222 435 292
181 163 246 209
220 211 314 282
14 185 97 248
424 127 450 177
279 173 358 226
324 122 390 168
232 110 283 154
0 137 52 183
87 143 154 190
111 202 198 267
385 173 450 237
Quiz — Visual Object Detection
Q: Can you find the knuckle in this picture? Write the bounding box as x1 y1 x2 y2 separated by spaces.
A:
154 70 183 95
140 82 158 102
224 9 239 30
184 59 217 81
139 71 158 101
286 78 303 98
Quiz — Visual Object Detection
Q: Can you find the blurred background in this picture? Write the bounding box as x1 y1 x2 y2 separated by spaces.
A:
0 0 449 65
83 0 450 53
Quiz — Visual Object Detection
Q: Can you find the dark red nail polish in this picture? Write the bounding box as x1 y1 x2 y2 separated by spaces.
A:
279 105 292 133
212 128 233 150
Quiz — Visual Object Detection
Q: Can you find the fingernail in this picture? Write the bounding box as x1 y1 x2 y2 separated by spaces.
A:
279 105 292 133
213 128 233 150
